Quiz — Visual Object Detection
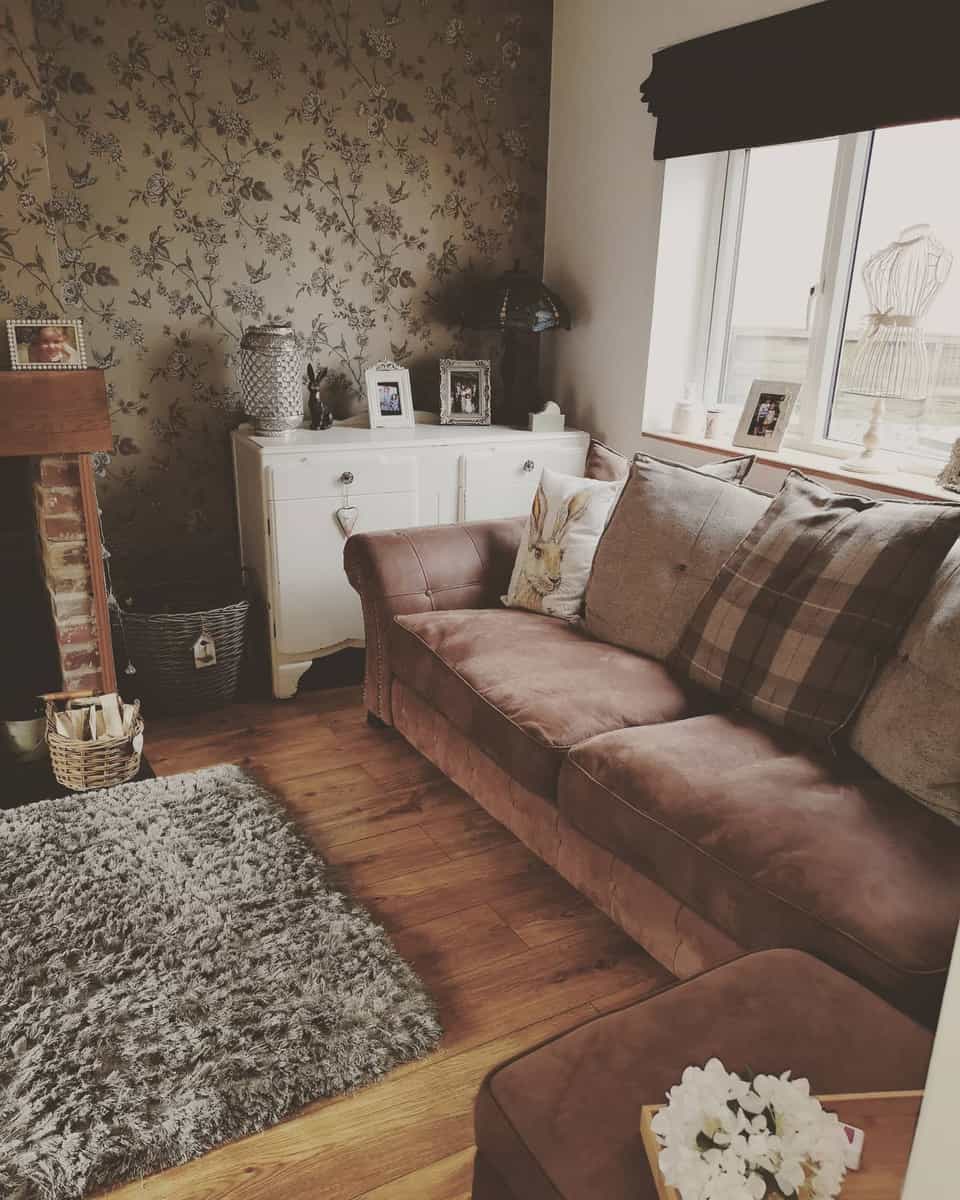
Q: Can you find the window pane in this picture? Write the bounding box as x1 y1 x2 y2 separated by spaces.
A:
721 139 838 416
829 120 960 458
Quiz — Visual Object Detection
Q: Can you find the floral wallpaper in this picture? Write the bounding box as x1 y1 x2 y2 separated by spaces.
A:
0 0 552 586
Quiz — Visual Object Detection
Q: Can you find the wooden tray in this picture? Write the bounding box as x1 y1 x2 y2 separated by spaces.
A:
640 1090 923 1200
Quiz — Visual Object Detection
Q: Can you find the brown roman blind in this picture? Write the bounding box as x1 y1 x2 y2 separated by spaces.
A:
641 0 960 160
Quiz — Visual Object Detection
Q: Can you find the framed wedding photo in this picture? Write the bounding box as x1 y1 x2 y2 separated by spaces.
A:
364 361 414 429
733 379 801 451
6 319 87 370
440 359 491 426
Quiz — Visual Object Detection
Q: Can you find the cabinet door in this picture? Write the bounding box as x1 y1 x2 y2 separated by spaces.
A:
271 492 418 654
460 442 587 521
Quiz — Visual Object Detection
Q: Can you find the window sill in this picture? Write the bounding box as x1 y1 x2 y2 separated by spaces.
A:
641 429 958 503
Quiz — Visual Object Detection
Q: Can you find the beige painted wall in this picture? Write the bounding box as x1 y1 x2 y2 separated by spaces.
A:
540 0 818 453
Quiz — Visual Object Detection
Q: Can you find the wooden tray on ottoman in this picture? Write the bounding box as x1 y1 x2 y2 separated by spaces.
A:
640 1091 923 1200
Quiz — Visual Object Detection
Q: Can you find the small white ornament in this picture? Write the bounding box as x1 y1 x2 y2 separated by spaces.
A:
528 399 565 433
336 505 359 537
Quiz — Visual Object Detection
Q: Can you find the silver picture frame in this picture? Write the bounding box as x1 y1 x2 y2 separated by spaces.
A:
6 319 87 370
440 359 491 426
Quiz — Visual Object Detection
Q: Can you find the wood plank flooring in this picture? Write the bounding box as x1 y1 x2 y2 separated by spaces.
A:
107 686 673 1200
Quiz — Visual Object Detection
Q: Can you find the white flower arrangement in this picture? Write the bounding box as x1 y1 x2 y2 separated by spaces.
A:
650 1059 848 1200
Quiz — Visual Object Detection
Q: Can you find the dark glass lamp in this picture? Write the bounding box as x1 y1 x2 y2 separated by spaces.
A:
464 261 571 423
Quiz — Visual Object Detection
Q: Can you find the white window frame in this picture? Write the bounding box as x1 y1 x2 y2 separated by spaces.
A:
699 130 944 473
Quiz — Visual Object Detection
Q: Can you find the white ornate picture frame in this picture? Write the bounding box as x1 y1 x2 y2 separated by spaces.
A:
6 319 87 370
364 361 414 429
440 359 492 426
732 378 801 452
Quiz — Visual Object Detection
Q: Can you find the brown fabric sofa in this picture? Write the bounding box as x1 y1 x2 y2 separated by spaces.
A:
344 519 960 1025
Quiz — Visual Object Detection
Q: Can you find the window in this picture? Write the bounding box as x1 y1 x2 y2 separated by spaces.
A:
720 139 838 412
698 119 960 472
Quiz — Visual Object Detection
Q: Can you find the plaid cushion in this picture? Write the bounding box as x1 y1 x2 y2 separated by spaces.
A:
669 471 960 744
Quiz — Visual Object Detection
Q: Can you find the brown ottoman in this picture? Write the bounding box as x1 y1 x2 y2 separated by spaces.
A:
472 950 933 1200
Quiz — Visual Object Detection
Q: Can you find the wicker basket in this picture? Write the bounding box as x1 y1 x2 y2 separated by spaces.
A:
119 598 249 714
46 701 143 792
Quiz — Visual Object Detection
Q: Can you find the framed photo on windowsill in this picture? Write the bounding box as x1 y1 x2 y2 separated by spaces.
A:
733 379 801 452
364 361 414 429
440 359 492 426
6 319 87 370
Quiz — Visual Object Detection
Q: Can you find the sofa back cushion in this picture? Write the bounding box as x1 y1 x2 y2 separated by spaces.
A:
668 471 960 746
850 543 960 824
584 455 769 661
584 440 630 481
583 439 755 485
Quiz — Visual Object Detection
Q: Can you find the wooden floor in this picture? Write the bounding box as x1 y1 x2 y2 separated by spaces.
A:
109 687 673 1200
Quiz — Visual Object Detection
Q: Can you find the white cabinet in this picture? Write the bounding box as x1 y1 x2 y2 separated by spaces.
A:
232 424 589 698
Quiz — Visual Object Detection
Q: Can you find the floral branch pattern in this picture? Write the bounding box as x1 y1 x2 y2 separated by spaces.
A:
0 0 551 585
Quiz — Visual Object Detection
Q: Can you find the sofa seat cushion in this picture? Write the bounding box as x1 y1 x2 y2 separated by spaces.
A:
474 950 932 1200
559 714 960 1018
390 609 700 799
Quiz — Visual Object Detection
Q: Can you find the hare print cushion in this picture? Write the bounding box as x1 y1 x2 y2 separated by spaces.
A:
503 467 621 620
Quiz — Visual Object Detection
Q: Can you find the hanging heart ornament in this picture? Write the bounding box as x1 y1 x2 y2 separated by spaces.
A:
336 505 359 537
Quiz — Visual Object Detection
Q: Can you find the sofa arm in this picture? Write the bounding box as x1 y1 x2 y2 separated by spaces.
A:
344 517 525 724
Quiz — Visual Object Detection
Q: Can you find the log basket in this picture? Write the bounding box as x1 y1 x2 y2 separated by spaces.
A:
114 589 249 715
45 699 143 792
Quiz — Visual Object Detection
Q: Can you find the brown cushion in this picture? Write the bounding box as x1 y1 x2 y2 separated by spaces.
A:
559 713 960 1020
584 439 630 481
389 609 700 799
584 440 755 485
585 456 769 662
475 950 932 1200
669 471 960 745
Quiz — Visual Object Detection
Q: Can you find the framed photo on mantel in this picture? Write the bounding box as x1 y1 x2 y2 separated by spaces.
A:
5 319 87 370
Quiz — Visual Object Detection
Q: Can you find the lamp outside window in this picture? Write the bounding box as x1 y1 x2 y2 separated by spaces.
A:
463 261 571 425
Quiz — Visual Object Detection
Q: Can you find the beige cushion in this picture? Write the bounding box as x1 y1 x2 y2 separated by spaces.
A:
851 543 960 824
584 455 769 660
503 467 620 620
668 472 960 746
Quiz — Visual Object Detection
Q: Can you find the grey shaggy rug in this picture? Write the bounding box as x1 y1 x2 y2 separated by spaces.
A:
0 765 441 1200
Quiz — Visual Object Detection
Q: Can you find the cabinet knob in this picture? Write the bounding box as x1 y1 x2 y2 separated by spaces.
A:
522 459 535 473
340 471 355 485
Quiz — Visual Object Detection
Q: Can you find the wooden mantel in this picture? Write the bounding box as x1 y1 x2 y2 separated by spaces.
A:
0 369 112 457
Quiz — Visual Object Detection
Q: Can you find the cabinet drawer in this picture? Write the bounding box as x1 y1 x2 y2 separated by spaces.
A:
459 441 588 522
460 443 586 492
269 452 418 500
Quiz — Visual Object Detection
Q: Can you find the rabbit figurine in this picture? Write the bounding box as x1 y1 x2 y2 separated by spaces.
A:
513 483 590 612
306 362 333 430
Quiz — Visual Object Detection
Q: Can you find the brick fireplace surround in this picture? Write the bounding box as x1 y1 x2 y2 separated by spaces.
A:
2 368 116 697
33 453 114 695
